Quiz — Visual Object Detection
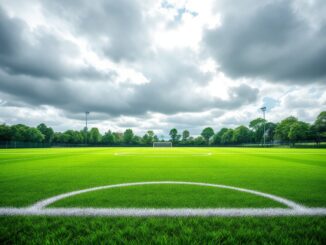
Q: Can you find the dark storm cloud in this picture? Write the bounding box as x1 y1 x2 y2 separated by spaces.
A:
204 0 326 83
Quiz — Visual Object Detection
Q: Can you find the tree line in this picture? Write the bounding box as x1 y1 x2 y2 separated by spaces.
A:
0 111 325 147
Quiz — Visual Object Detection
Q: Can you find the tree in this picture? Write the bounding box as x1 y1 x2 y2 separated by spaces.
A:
11 124 30 142
221 129 234 145
288 121 310 145
142 130 156 145
113 132 123 144
26 127 44 143
169 128 180 144
89 128 101 144
314 111 326 143
147 130 155 144
181 130 190 144
0 124 12 141
61 130 83 144
123 129 134 144
201 127 214 145
37 123 54 143
132 135 142 145
249 118 266 143
314 111 326 132
102 130 115 145
232 125 250 144
274 116 298 143
213 128 228 145
194 136 205 145
265 122 276 143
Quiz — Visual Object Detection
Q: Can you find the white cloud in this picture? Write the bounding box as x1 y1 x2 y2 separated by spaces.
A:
0 0 324 135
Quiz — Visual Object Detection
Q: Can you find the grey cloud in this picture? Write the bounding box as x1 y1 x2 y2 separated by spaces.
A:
0 7 75 79
0 7 115 80
0 1 260 118
43 0 152 62
204 0 326 83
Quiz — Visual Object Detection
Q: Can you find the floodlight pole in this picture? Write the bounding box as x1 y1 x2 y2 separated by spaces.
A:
260 106 266 146
85 111 90 144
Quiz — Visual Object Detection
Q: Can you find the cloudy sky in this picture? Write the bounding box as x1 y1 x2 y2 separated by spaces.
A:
0 0 325 137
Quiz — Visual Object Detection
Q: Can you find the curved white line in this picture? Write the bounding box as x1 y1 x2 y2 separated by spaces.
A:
30 181 305 210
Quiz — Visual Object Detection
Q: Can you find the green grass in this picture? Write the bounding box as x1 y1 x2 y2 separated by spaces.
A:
51 184 283 208
1 216 325 244
0 147 325 243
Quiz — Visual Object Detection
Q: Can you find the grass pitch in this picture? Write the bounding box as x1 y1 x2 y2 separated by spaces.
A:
0 147 325 243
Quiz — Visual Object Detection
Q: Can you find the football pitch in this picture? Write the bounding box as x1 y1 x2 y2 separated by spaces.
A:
0 147 325 243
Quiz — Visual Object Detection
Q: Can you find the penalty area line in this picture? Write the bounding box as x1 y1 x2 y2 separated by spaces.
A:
0 207 326 217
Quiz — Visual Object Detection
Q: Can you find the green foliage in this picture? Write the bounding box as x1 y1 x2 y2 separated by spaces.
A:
249 118 266 143
182 130 190 144
0 124 12 141
194 136 205 145
275 116 298 142
265 122 277 142
201 127 214 145
221 129 234 144
26 128 45 143
88 128 101 144
169 128 180 144
113 132 123 144
102 130 115 144
142 130 157 145
1 111 325 146
212 128 228 145
288 122 309 145
37 123 54 143
232 125 250 144
123 129 134 144
314 111 326 132
10 124 30 142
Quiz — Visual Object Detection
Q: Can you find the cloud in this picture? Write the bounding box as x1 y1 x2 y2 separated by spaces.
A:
42 0 155 62
204 0 326 83
0 7 77 79
0 0 324 134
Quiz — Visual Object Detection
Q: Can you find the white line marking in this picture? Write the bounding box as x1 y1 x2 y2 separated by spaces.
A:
30 181 305 210
1 181 325 217
1 207 326 217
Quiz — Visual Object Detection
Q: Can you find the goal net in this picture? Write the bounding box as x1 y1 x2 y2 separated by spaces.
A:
153 142 172 147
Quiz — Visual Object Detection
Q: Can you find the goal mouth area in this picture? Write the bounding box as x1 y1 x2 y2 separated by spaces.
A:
153 142 173 147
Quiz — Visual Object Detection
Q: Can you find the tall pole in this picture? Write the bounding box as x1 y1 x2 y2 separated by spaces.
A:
85 111 90 144
260 107 266 146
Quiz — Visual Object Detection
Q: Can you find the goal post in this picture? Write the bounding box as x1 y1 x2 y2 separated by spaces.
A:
153 142 172 147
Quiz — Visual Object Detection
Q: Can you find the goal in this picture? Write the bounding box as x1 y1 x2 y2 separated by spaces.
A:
153 142 172 147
